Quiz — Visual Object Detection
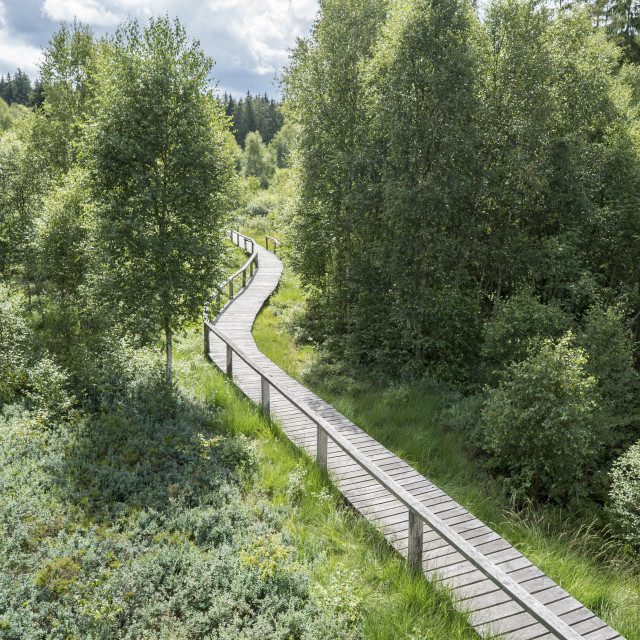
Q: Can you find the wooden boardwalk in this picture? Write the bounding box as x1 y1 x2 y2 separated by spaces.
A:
205 236 624 640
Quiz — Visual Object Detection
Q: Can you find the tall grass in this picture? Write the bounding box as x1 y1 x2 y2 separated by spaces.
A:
173 327 483 639
250 261 640 640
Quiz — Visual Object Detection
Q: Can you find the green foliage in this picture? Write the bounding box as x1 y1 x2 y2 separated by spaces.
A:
0 98 29 131
283 0 640 387
0 285 29 404
439 392 487 449
0 120 43 280
609 440 640 555
242 130 276 187
37 167 91 301
83 16 236 380
269 122 296 169
39 21 97 174
283 0 389 372
577 304 640 462
481 333 599 504
223 92 284 147
482 289 570 373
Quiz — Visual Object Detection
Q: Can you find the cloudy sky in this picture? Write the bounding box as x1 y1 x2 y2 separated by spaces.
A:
0 0 319 97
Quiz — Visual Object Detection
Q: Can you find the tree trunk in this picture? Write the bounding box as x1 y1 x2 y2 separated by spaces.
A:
165 318 172 385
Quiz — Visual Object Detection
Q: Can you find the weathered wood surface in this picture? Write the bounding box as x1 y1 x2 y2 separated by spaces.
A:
205 238 624 640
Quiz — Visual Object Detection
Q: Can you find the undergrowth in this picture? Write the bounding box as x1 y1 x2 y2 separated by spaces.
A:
249 243 640 640
174 327 482 640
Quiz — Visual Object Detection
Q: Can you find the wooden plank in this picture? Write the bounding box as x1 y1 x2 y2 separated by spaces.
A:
208 236 624 640
582 629 621 640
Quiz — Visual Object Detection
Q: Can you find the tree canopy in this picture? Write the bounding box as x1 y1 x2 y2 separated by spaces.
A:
84 16 236 381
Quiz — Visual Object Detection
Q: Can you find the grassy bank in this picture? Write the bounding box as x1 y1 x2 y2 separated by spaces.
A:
249 244 640 640
174 326 481 640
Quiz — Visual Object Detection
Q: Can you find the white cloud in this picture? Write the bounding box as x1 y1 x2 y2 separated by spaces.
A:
0 0 319 94
207 0 318 75
0 2 43 76
40 0 319 76
42 0 121 26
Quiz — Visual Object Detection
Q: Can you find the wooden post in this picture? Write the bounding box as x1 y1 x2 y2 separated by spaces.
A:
229 278 233 299
250 260 254 277
273 241 277 256
216 290 221 314
204 321 210 355
243 237 246 251
261 376 270 415
226 344 233 378
317 426 327 470
265 237 269 253
408 508 423 570
243 268 246 288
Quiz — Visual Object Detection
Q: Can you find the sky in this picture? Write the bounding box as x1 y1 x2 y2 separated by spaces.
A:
0 0 319 97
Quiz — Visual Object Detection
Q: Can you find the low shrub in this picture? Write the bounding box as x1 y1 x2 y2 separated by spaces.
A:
439 392 487 449
0 355 362 640
481 332 599 504
609 440 640 555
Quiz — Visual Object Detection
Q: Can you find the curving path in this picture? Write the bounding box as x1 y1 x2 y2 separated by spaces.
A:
205 236 624 640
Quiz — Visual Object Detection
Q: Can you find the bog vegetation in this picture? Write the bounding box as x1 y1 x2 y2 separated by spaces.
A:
280 0 640 556
2 0 640 636
0 15 371 640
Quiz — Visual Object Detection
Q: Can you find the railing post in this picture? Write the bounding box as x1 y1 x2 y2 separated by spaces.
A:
216 290 221 314
242 268 246 288
273 241 277 256
317 426 327 470
408 508 423 570
229 278 233 299
261 376 270 415
204 321 210 355
243 237 247 251
250 259 254 277
226 344 233 378
265 237 269 253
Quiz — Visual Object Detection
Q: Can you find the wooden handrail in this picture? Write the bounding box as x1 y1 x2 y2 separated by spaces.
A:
265 234 280 255
204 232 584 640
203 230 258 326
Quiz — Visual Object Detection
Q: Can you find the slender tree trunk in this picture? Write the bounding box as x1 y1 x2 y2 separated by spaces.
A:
165 318 172 385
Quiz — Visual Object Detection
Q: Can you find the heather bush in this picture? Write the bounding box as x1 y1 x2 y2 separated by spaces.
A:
0 357 362 640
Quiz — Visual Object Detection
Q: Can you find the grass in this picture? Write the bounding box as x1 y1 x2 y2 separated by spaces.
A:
173 326 484 640
247 238 640 640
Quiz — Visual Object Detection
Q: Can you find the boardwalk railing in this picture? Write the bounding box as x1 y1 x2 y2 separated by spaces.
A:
265 234 280 255
203 230 258 324
204 232 583 640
